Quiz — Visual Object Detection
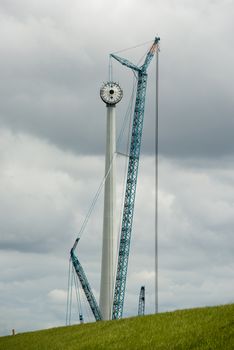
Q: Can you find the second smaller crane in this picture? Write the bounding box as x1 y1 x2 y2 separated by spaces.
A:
70 239 103 321
138 286 145 316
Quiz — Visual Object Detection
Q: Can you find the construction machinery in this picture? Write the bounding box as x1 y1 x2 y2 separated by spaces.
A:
68 37 160 323
138 286 145 316
70 239 102 321
111 36 160 319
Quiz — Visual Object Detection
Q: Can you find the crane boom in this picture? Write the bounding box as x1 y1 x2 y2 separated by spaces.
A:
70 239 103 321
138 286 145 316
112 37 160 320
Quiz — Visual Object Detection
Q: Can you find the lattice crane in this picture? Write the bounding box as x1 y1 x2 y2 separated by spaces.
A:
69 37 160 322
70 239 103 321
138 286 145 316
112 36 160 319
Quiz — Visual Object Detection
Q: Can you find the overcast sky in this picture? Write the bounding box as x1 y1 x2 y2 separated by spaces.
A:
0 0 234 336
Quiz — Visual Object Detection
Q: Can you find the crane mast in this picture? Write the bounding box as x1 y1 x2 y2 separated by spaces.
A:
112 37 160 320
138 286 145 316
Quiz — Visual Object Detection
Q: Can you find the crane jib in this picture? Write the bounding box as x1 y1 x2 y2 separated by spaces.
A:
112 37 160 320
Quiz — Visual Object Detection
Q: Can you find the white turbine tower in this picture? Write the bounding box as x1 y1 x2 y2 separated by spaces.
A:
99 82 123 320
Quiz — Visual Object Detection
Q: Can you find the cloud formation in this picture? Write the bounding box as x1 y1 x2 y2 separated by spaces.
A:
0 0 234 336
0 0 233 156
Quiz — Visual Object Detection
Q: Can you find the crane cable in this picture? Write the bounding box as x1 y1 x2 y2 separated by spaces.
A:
80 280 94 322
66 262 85 325
73 266 84 323
114 75 136 282
155 44 160 314
65 259 72 325
68 262 74 325
112 39 153 55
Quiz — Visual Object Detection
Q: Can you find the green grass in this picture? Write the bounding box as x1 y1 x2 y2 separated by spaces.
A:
0 304 233 350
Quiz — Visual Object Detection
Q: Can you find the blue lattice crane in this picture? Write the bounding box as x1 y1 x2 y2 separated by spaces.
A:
69 37 160 323
112 36 160 320
70 239 103 321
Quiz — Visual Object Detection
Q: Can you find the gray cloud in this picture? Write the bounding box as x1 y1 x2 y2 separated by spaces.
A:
0 0 233 157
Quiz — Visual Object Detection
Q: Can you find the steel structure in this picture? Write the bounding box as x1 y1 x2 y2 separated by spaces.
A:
69 37 160 323
70 239 103 321
99 82 123 320
112 37 160 320
138 286 145 316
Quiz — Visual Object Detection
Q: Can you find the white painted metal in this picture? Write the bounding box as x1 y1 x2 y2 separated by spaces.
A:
99 105 116 320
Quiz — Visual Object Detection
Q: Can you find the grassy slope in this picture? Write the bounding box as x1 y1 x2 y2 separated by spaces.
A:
0 304 233 350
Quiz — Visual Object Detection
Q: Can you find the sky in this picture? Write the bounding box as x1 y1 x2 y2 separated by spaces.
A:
0 0 234 336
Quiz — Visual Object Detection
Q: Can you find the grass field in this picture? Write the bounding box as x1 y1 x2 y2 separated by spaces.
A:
0 304 233 350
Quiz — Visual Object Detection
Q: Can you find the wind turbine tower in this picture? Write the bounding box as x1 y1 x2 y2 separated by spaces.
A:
99 82 123 320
